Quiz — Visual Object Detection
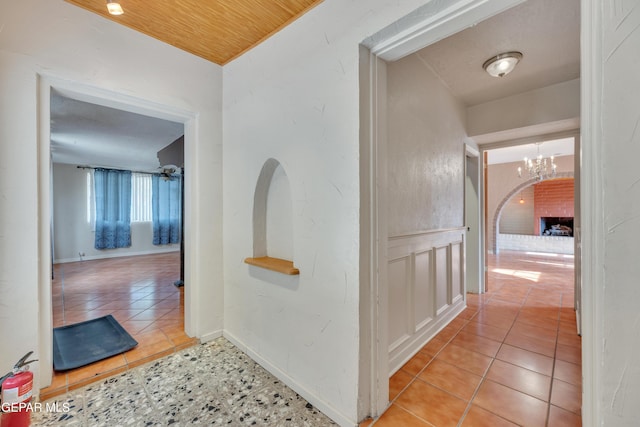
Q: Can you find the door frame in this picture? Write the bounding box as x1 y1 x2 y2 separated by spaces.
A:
479 129 580 256
579 0 602 424
361 0 598 421
37 75 197 389
465 144 482 294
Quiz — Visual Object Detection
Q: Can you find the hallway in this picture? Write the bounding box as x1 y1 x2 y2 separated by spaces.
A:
368 250 581 426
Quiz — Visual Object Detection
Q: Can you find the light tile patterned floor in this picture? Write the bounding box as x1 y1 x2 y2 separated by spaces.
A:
41 253 198 401
364 250 581 427
33 338 335 426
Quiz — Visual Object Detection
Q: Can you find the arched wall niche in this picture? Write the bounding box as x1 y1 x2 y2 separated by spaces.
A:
493 172 574 253
245 158 299 275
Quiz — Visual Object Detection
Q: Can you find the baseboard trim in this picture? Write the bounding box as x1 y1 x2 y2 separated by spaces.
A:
54 248 180 264
199 329 223 343
223 330 357 427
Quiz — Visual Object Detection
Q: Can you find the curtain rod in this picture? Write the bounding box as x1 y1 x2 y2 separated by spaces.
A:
76 165 181 176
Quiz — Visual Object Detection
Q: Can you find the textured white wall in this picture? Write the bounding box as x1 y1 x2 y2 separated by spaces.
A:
0 0 222 389
386 53 466 235
222 1 444 425
598 1 640 423
0 50 40 387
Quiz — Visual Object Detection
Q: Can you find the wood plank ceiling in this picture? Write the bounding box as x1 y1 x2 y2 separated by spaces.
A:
64 0 323 65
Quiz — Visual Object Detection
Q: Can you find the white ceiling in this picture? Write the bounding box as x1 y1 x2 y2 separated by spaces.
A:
50 90 184 172
414 0 580 107
413 0 579 162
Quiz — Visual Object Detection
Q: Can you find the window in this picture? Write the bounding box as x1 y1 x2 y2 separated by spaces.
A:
87 171 153 225
130 172 152 222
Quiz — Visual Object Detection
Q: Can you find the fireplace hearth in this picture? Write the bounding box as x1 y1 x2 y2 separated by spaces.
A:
540 217 573 237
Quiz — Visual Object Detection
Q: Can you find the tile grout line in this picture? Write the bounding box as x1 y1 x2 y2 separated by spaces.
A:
44 253 189 401
378 316 471 427
456 284 531 426
545 291 564 426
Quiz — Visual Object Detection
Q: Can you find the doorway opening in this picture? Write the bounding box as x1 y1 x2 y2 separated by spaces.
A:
37 78 197 398
360 0 582 422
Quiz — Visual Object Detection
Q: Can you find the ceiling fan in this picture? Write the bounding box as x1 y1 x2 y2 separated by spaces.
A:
158 164 181 180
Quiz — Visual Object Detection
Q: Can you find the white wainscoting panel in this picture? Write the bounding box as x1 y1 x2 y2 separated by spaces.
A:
451 241 464 304
413 249 433 331
388 255 412 352
387 227 466 374
435 246 449 316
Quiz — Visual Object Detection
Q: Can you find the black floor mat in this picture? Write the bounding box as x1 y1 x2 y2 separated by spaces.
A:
53 314 137 371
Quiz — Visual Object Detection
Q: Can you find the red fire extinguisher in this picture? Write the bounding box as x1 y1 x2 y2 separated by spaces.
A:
0 352 37 427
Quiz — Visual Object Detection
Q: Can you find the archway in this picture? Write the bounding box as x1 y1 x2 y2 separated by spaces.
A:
492 172 574 254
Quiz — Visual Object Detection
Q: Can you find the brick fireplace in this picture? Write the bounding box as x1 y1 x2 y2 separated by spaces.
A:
533 178 574 235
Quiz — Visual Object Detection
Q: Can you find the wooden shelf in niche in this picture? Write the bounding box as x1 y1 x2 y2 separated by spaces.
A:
244 256 300 275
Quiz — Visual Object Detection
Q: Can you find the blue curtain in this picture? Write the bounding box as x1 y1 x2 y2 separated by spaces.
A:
152 173 182 245
94 168 132 249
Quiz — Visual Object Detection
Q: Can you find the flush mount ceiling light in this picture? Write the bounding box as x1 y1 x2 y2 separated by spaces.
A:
483 51 523 78
106 0 124 15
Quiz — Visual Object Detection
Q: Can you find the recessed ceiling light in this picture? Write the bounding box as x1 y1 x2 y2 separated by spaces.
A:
483 51 523 78
106 1 124 15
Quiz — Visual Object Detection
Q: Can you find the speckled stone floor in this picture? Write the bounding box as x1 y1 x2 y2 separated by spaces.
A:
32 337 336 426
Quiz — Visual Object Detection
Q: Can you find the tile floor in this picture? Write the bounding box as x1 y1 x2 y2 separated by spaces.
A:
363 250 581 427
38 250 580 426
41 252 198 401
33 337 335 426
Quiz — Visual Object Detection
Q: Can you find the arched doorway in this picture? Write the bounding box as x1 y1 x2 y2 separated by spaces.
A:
493 172 574 254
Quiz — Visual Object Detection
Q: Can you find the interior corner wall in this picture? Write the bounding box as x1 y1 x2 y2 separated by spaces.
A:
52 163 180 262
487 155 574 253
467 78 580 137
221 1 441 425
0 0 223 390
386 54 466 235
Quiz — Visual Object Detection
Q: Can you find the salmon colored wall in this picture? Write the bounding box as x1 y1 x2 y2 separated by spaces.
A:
533 178 575 235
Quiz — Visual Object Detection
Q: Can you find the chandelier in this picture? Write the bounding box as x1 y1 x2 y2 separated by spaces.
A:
517 143 557 181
